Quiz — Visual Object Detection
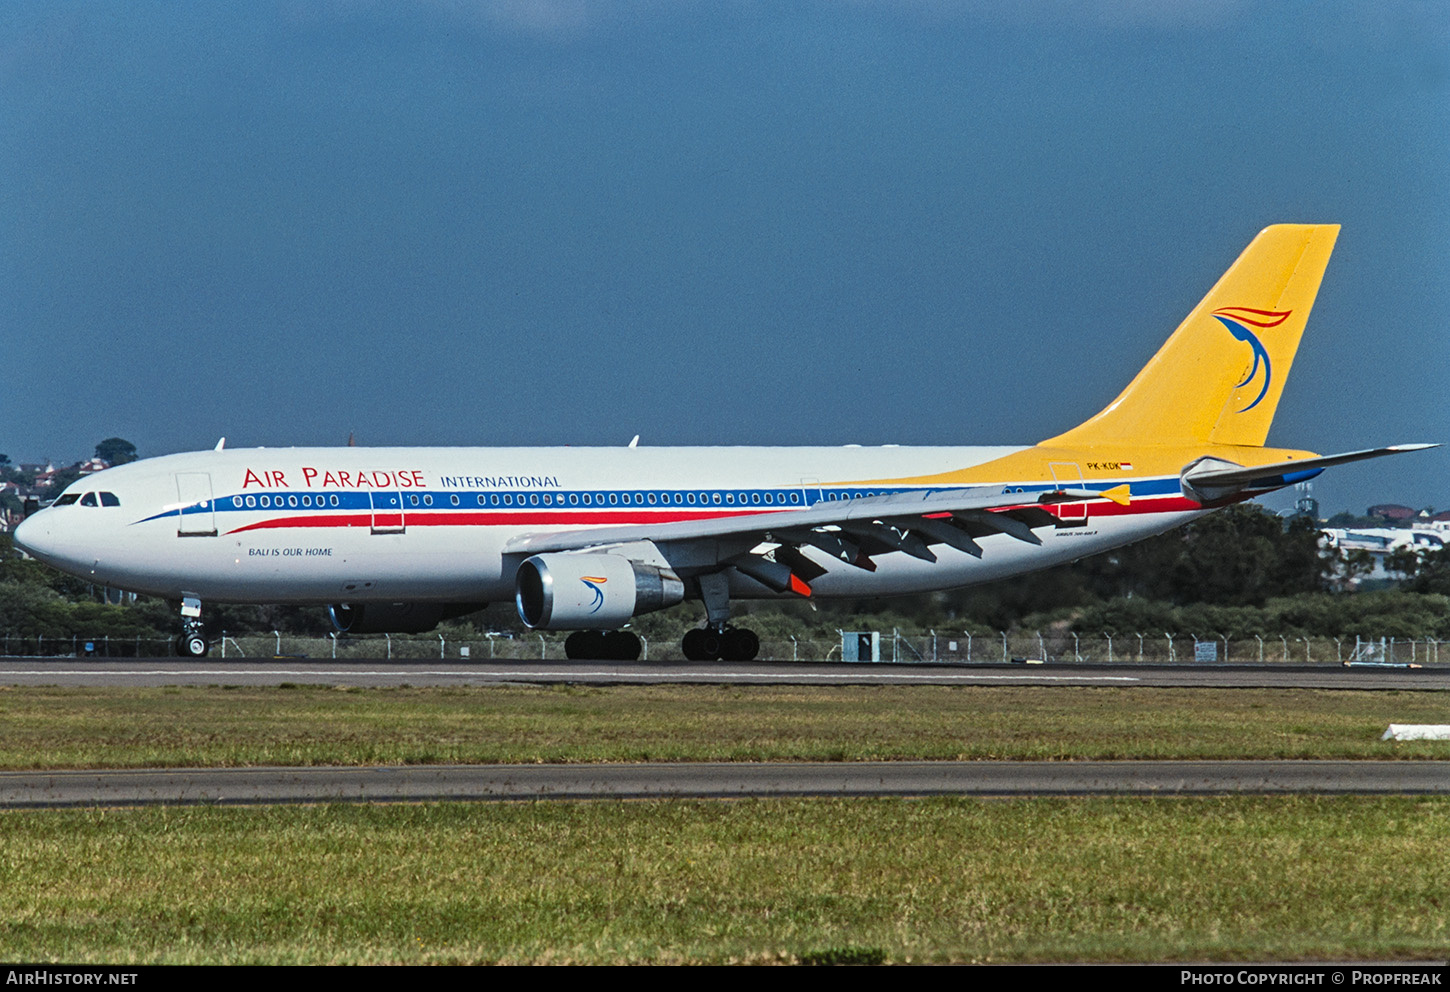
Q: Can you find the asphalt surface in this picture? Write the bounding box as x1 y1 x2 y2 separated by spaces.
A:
3 760 1447 808
1 658 1448 689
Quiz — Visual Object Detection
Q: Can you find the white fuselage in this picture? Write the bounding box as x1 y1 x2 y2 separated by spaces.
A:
15 445 1201 606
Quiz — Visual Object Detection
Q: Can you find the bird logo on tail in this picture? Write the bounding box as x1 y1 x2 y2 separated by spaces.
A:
1211 306 1291 412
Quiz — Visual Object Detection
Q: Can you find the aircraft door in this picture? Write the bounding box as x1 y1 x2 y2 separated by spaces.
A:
1048 462 1087 523
370 490 406 534
175 473 217 536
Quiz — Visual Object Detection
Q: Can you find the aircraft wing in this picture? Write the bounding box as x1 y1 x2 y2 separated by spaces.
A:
503 484 1130 592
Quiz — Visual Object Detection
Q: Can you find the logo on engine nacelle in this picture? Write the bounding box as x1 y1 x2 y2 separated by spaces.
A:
581 575 608 613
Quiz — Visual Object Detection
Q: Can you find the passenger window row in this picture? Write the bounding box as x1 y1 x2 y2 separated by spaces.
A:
213 488 913 512
414 490 813 508
232 494 341 509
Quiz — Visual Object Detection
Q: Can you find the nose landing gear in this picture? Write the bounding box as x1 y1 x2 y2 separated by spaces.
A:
175 596 210 657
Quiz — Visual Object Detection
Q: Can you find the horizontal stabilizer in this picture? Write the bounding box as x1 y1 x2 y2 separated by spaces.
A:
1181 444 1438 504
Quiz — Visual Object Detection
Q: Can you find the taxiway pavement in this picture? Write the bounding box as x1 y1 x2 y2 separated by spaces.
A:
3 760 1447 808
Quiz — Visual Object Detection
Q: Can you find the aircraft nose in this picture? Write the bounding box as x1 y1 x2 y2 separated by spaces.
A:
12 513 46 559
12 512 65 567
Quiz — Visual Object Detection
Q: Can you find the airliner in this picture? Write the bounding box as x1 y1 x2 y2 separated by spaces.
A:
14 224 1433 660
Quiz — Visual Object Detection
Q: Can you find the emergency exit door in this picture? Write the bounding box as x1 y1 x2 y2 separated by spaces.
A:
175 473 216 536
370 490 406 534
1049 462 1087 524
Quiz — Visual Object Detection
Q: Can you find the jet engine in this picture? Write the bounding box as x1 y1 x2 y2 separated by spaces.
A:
515 553 684 630
327 602 484 635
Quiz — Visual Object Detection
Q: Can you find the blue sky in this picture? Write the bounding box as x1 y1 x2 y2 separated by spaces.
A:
2 1 1446 514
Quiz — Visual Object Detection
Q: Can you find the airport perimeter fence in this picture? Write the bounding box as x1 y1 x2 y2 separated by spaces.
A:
0 629 1445 666
831 629 1445 667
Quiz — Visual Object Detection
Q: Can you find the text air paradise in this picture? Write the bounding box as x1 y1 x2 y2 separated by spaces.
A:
241 468 563 491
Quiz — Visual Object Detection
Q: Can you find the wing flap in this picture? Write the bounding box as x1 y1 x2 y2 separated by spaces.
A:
906 517 984 558
502 485 1101 556
771 544 830 583
499 483 1124 588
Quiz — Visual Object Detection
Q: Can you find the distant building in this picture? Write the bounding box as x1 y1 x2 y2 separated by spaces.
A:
0 483 19 532
1322 523 1448 584
14 458 108 492
1367 504 1416 522
16 462 54 484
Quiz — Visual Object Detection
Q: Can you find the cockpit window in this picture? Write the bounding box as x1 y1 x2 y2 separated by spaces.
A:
100 492 121 507
54 494 81 506
80 492 98 507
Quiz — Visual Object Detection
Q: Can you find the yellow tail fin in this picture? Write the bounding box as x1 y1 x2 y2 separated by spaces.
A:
1043 224 1339 449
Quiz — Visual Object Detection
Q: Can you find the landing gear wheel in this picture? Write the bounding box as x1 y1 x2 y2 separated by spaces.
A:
683 626 758 661
566 631 641 661
699 629 724 660
565 631 602 659
177 633 210 658
720 628 760 662
682 628 712 661
602 630 642 661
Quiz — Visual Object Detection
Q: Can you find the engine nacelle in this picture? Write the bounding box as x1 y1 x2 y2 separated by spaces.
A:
328 602 484 635
515 553 684 630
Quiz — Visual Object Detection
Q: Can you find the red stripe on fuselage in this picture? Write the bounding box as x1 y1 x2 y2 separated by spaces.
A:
225 513 372 533
1082 495 1204 516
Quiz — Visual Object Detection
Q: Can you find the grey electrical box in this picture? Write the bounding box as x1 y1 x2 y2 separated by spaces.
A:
841 631 881 663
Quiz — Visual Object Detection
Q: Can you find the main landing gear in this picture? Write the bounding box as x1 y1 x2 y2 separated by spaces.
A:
682 626 760 662
558 569 763 662
564 630 642 661
560 626 760 661
678 570 760 661
174 596 210 657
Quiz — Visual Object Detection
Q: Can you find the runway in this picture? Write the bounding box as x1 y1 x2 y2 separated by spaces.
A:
3 760 1447 808
1 658 1447 689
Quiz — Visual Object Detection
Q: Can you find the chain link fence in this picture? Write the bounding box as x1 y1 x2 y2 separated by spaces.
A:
877 630 1443 666
1 629 1444 665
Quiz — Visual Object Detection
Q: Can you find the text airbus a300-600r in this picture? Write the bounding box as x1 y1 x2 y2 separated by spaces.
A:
15 226 1433 660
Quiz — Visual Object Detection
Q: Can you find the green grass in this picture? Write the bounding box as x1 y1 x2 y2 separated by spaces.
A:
1 797 1446 964
0 684 1445 768
2 685 1446 964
